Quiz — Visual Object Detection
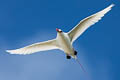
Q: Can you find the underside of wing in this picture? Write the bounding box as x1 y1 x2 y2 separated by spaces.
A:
68 4 114 43
6 39 59 55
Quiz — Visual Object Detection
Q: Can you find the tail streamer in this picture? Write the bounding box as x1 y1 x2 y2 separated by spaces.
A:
75 58 87 73
75 57 90 80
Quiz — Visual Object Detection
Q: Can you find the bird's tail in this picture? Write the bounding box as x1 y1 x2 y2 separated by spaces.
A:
75 57 87 73
75 57 90 80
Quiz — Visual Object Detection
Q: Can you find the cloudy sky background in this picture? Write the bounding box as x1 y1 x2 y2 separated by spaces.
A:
0 0 120 80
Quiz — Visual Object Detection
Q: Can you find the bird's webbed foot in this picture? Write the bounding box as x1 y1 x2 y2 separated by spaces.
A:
74 50 77 55
66 55 71 59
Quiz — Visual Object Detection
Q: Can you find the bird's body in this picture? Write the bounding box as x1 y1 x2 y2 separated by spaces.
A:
56 32 75 58
6 4 114 59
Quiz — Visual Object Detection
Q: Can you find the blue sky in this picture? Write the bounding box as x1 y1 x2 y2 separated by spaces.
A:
0 0 120 80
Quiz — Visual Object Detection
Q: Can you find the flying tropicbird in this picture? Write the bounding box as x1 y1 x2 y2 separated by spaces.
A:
6 4 114 60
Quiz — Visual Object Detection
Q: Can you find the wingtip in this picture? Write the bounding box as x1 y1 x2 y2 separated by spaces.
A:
6 50 9 53
6 49 32 55
6 50 12 54
107 4 115 9
110 3 115 7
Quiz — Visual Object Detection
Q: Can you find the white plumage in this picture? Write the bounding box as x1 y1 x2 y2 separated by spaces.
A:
68 4 114 43
6 4 114 58
6 39 58 54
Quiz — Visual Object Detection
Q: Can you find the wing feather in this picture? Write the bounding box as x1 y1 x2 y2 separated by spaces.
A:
6 39 58 55
68 4 114 43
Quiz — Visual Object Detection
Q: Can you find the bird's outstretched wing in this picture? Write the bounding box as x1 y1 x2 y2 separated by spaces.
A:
6 39 59 55
68 4 114 43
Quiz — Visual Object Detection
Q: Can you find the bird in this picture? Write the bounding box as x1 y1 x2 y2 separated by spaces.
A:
6 4 114 59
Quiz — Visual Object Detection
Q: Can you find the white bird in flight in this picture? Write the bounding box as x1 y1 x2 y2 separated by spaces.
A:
6 4 114 60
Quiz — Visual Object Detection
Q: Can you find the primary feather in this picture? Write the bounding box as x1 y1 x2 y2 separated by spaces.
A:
68 4 114 43
6 39 58 55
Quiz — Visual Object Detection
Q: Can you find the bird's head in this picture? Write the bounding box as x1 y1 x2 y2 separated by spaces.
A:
56 28 62 33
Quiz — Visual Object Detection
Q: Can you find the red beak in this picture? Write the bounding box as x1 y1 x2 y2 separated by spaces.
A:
56 28 59 32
